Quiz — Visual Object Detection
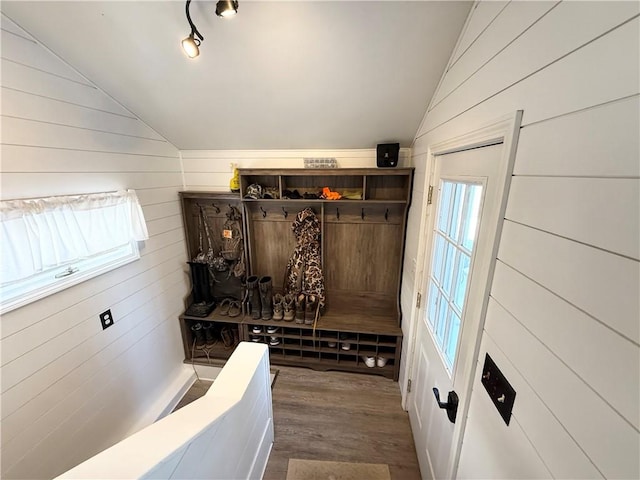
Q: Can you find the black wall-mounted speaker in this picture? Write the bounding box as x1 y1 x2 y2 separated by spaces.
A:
377 143 400 168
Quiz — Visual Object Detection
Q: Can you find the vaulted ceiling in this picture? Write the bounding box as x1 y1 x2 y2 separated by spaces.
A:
2 1 472 150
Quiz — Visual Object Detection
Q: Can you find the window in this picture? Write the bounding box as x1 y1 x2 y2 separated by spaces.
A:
425 180 483 370
0 190 148 313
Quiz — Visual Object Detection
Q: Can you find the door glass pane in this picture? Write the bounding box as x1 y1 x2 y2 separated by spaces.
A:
442 241 456 295
452 252 470 312
448 183 465 241
426 179 484 373
438 182 453 232
433 234 445 284
461 184 483 251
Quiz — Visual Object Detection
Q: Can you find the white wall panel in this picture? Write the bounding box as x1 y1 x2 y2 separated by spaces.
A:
449 1 509 66
1 59 130 117
514 95 640 177
461 335 604 480
1 87 165 141
491 261 639 429
434 1 558 107
0 14 188 480
506 176 640 259
423 2 639 134
485 300 639 480
498 220 639 343
1 28 93 86
405 2 640 479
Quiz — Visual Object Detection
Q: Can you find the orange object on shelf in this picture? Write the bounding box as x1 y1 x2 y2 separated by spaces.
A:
321 187 342 200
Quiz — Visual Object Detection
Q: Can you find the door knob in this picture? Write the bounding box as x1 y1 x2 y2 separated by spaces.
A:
433 387 459 424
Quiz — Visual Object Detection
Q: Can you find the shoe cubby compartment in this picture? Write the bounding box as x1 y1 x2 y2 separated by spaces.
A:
179 317 242 364
365 173 412 201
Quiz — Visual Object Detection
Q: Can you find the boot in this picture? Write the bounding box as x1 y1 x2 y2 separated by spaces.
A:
283 294 295 321
295 294 305 324
272 293 284 321
191 322 206 345
247 275 261 320
259 276 273 320
305 295 318 325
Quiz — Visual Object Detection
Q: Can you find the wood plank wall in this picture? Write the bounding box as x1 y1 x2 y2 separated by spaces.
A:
402 1 639 478
0 14 190 479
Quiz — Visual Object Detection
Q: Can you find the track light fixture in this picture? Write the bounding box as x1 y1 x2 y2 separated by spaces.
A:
216 0 238 17
181 0 238 59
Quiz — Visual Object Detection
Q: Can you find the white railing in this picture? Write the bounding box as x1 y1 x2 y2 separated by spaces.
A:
57 342 274 480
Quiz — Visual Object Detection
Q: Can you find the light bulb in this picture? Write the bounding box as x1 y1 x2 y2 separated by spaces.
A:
182 35 200 58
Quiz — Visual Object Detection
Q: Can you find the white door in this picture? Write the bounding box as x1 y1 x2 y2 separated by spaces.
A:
408 141 509 480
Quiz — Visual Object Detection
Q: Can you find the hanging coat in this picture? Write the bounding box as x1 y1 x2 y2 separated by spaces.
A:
284 207 325 311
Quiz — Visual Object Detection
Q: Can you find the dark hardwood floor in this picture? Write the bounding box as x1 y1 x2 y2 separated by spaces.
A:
264 366 421 480
172 366 421 479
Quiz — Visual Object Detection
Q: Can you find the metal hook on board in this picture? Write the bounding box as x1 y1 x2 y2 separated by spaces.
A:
385 208 389 221
336 207 340 221
361 208 365 220
260 206 267 218
282 207 288 219
211 203 220 214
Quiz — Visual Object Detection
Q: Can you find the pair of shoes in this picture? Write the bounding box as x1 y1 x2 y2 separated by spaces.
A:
218 298 232 315
269 336 281 346
361 355 388 368
294 294 319 325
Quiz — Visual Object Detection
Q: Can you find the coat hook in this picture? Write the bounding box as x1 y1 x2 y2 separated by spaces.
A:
212 203 220 214
385 208 389 221
260 206 267 218
336 207 340 221
282 207 288 218
361 208 365 220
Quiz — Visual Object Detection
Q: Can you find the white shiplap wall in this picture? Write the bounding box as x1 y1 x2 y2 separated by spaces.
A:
403 1 640 479
181 148 412 191
0 14 190 479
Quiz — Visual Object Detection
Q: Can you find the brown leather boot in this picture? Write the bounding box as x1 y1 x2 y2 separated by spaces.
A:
295 294 305 324
272 293 284 321
304 295 318 325
283 294 295 321
247 275 261 320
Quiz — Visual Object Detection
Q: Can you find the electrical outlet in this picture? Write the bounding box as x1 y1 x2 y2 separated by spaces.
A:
100 309 114 330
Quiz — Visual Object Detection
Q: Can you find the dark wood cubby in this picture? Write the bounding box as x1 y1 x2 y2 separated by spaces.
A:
178 168 413 380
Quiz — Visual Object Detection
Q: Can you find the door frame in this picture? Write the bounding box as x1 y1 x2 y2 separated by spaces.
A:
403 111 523 478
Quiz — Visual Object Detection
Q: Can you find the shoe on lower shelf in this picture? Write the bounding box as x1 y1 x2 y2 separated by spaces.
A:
250 335 261 343
327 341 337 348
266 326 279 334
340 342 351 351
252 325 263 334
269 336 281 346
376 356 388 368
362 356 376 368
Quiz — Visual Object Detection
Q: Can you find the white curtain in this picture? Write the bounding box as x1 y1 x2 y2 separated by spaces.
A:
0 190 148 285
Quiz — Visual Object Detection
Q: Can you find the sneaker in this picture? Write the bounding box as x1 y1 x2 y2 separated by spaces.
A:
252 325 263 334
376 356 388 368
269 336 281 346
250 335 261 343
266 326 279 334
340 342 351 351
362 356 376 368
327 341 337 348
